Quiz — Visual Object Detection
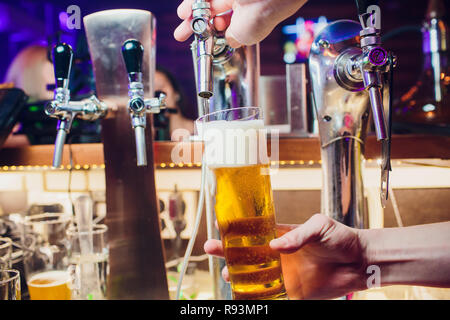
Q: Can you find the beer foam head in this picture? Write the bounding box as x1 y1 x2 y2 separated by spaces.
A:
196 119 268 167
28 270 70 287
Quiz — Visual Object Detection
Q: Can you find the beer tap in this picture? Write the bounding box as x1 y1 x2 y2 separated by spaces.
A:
45 43 108 168
121 39 166 166
309 2 396 228
329 1 396 206
190 1 260 117
191 0 214 100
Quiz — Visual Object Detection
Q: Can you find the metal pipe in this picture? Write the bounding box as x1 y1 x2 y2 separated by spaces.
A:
368 85 387 140
52 126 67 168
320 137 367 228
134 125 147 166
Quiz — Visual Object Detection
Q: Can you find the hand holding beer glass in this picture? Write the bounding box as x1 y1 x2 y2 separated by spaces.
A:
197 107 287 300
22 213 72 300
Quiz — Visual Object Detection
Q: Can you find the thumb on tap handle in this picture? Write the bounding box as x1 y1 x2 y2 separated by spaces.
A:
122 39 144 76
52 43 73 88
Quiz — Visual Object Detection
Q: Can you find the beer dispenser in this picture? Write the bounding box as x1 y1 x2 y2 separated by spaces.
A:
46 9 169 299
190 0 260 116
309 0 395 228
186 0 261 300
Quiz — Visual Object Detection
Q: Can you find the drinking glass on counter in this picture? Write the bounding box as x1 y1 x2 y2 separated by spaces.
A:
0 269 21 300
0 237 13 269
67 224 109 300
22 213 72 300
196 107 287 300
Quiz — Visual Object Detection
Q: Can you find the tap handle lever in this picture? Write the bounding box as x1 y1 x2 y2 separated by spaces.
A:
355 0 378 15
355 0 380 29
52 43 73 89
122 39 144 81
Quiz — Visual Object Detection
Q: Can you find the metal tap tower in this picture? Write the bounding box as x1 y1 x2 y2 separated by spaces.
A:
45 9 169 299
309 1 395 228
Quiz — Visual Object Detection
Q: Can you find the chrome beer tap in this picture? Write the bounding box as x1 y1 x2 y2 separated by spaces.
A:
191 1 259 116
45 43 108 168
121 39 166 166
335 2 396 205
309 3 396 228
191 0 214 101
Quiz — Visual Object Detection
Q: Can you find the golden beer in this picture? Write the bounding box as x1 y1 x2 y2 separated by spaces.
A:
27 270 71 300
213 164 287 300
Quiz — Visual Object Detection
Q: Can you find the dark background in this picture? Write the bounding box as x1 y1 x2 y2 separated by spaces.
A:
0 0 443 119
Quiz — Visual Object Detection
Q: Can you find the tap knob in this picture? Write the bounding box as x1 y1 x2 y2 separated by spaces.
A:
122 39 144 83
52 43 73 90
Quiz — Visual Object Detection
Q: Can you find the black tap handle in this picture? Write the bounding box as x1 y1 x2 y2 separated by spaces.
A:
52 43 73 88
122 39 144 75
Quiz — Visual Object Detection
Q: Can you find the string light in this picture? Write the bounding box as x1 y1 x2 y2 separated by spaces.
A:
0 160 338 171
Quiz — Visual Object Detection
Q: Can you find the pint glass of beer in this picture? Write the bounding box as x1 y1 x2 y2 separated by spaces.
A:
196 107 287 300
22 213 72 300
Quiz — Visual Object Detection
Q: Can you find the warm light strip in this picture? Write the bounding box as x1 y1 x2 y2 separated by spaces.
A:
156 160 325 168
0 164 105 171
0 159 394 171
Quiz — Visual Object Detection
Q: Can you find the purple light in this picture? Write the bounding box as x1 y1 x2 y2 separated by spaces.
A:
59 11 69 31
0 4 11 32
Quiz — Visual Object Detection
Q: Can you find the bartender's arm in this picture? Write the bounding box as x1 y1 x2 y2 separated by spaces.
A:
205 214 450 299
174 0 308 48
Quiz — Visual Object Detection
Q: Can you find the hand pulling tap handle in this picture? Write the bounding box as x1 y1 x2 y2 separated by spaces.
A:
122 39 148 167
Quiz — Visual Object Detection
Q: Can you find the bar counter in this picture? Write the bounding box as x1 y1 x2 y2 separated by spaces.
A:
0 134 449 167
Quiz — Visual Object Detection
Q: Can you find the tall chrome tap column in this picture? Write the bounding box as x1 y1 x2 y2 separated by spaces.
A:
83 9 169 300
309 3 394 228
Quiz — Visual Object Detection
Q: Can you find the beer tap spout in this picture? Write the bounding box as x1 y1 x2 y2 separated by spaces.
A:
191 0 214 99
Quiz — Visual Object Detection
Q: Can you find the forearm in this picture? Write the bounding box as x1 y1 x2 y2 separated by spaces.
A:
359 221 450 288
